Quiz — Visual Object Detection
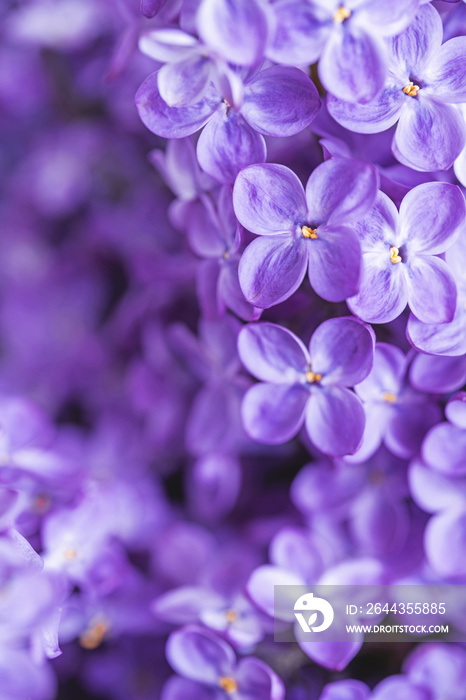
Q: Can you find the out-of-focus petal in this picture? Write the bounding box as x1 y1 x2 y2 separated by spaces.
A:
267 0 329 65
410 354 466 394
166 625 235 684
236 657 285 700
242 383 309 444
422 423 466 475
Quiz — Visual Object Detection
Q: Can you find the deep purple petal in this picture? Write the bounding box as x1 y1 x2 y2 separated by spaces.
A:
242 383 308 444
238 234 308 308
161 676 219 700
307 226 361 302
309 316 374 387
393 97 466 172
348 253 408 324
197 110 266 184
327 85 403 134
196 0 270 67
233 164 307 236
410 354 466 394
424 36 466 103
158 54 213 108
305 158 379 227
135 72 218 138
319 27 386 103
236 657 285 700
242 66 320 137
305 386 365 456
406 255 457 324
385 397 441 460
166 625 235 684
400 182 465 254
238 323 309 383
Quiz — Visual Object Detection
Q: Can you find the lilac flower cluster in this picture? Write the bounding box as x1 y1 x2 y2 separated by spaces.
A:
2 0 466 699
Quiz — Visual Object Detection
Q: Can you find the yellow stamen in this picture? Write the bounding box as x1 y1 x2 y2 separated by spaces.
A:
402 82 419 97
219 677 238 693
333 6 351 23
390 246 402 264
306 371 322 384
64 548 76 560
80 622 107 650
226 610 237 623
383 392 397 403
302 225 318 239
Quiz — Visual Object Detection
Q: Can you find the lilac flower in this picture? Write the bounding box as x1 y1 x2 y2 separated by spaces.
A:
348 183 464 325
163 625 284 699
233 158 378 308
407 224 466 356
136 64 320 183
421 392 466 476
319 679 370 700
328 4 466 171
238 317 374 456
346 343 441 463
268 0 419 103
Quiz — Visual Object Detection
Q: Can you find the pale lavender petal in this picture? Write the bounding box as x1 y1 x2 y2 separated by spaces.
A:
238 323 309 383
138 28 198 62
135 72 218 138
388 4 443 77
422 423 466 475
267 0 329 65
371 676 430 700
343 403 388 464
152 587 222 624
242 66 320 137
238 234 308 308
197 111 266 184
407 308 466 357
233 164 307 236
409 457 466 513
425 511 466 578
196 0 270 67
348 253 408 324
354 342 406 403
319 679 370 700
247 565 305 620
358 0 419 36
405 643 466 695
166 625 235 683
305 386 365 456
305 158 379 226
424 36 466 103
394 97 466 172
319 27 386 103
236 657 285 700
307 226 361 302
406 255 457 324
242 383 308 444
410 354 466 394
158 54 213 108
309 317 374 387
354 191 399 252
327 85 403 134
400 182 465 254
446 393 466 429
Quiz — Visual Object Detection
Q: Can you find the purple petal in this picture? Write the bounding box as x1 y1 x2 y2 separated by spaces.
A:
135 72 218 138
307 226 361 302
266 0 329 65
422 423 466 475
190 454 241 521
238 323 309 383
305 158 379 227
166 625 235 684
233 164 307 236
446 393 466 429
385 397 441 460
298 639 363 671
152 587 222 624
242 66 320 137
343 403 388 464
241 383 308 444
309 316 374 387
425 511 466 578
409 457 466 513
319 679 370 700
196 0 270 67
388 4 443 78
319 27 386 103
327 85 403 134
405 644 466 695
424 36 466 103
236 657 285 700
371 676 430 700
406 255 457 324
393 97 466 172
407 308 466 357
400 182 465 254
354 191 399 251
247 564 304 620
138 28 198 62
238 234 308 308
410 354 466 394
358 0 420 36
158 55 214 108
197 110 266 184
218 264 262 322
348 252 408 324
162 676 218 700
305 386 365 456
